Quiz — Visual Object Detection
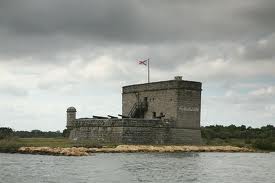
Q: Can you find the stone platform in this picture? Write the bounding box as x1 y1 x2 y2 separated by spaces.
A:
69 118 201 145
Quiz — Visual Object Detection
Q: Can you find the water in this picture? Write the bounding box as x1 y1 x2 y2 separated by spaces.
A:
1 152 275 183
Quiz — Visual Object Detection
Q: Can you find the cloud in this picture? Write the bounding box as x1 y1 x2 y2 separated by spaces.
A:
240 33 275 60
0 0 275 130
1 0 275 59
0 85 28 96
249 86 275 97
202 84 275 127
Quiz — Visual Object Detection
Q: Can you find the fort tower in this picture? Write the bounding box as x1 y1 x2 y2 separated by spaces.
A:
122 76 201 129
66 106 76 129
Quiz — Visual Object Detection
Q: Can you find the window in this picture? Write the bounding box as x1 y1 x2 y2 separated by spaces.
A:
152 112 156 118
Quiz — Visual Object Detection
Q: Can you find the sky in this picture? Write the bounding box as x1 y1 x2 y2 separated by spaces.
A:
0 0 275 131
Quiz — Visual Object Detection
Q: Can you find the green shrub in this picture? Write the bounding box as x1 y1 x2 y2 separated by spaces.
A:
0 127 13 140
0 138 23 153
62 129 71 138
244 138 252 144
252 138 275 151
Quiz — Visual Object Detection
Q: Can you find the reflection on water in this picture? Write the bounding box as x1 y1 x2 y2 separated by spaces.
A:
0 152 275 183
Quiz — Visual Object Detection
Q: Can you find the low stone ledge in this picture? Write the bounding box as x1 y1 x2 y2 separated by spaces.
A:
89 145 256 153
17 145 257 156
18 147 89 156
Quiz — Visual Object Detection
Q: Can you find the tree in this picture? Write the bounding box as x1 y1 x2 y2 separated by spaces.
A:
62 129 70 138
0 127 14 139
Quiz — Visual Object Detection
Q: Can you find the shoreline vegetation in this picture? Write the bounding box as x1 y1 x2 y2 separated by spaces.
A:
0 138 267 156
1 124 274 156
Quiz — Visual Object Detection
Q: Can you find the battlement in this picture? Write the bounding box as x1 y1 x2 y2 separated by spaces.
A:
72 118 172 128
123 79 202 94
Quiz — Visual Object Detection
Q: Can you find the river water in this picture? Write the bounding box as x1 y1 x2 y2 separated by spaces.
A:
0 152 275 183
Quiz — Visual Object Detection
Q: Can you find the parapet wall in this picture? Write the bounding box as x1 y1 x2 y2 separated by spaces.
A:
69 118 201 145
72 118 168 127
123 80 201 93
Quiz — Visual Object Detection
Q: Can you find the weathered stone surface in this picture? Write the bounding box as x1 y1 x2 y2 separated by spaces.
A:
69 119 201 144
122 79 202 129
67 107 76 129
67 77 203 145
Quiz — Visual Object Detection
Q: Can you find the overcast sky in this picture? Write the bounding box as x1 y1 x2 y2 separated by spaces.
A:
0 0 275 131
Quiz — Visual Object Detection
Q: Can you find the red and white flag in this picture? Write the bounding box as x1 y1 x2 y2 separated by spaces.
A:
138 59 148 66
137 58 150 83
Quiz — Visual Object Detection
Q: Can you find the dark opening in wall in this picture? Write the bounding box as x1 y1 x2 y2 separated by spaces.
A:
144 97 148 102
152 112 156 118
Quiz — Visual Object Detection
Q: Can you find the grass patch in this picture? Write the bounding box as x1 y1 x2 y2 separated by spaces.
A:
16 138 72 148
252 138 275 151
203 138 249 146
202 137 275 151
0 137 73 153
0 139 23 153
0 137 117 153
1 137 273 153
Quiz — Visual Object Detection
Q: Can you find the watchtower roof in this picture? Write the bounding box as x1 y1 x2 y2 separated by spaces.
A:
67 106 77 112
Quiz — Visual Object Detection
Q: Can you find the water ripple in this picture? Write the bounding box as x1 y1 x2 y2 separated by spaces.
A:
0 153 275 183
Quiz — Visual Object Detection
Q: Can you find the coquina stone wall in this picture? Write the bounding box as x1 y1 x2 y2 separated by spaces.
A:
69 118 201 144
67 77 202 145
122 79 202 129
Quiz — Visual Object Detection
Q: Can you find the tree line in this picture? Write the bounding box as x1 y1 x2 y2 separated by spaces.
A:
1 125 274 150
0 127 63 139
201 124 275 139
201 124 275 150
1 125 274 139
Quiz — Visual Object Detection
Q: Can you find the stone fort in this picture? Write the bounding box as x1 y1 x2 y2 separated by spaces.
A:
67 76 202 144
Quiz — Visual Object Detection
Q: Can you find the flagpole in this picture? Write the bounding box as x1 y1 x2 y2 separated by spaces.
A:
148 58 150 83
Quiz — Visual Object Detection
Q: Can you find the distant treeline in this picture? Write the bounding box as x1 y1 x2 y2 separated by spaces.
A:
1 125 274 139
201 124 275 139
201 125 275 150
14 130 63 138
0 127 63 139
1 125 275 150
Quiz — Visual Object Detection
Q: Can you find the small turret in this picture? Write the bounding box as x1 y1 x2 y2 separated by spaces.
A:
67 106 76 129
174 76 182 80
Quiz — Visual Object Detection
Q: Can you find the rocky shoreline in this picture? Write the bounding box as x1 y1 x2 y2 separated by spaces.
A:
18 147 89 156
17 145 257 156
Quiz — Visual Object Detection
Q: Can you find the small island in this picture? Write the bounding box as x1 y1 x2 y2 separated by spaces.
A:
1 125 274 156
1 77 274 156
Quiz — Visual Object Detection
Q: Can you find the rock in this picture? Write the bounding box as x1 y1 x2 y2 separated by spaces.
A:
17 145 257 156
18 147 90 156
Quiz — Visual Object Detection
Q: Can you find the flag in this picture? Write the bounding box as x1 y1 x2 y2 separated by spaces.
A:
137 58 150 83
138 59 148 66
